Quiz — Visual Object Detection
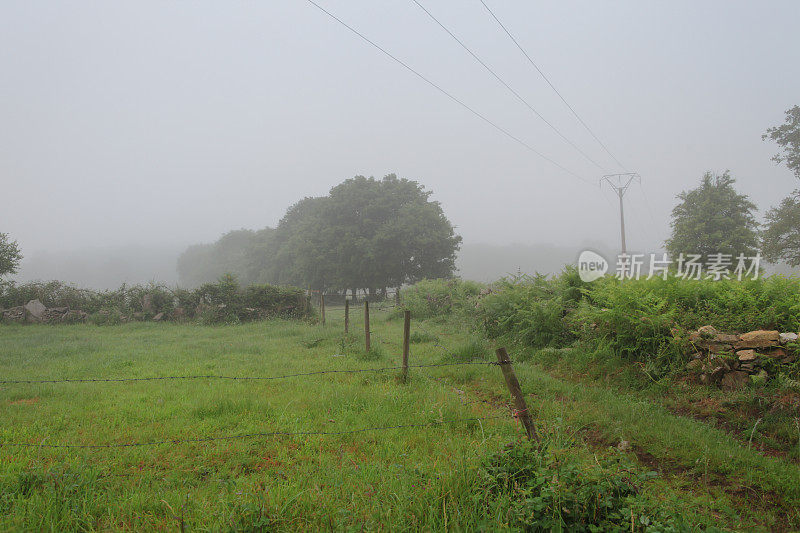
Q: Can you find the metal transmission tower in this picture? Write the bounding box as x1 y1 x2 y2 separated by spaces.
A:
600 173 640 255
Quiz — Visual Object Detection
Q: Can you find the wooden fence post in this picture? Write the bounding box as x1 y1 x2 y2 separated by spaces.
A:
401 310 411 381
320 293 326 326
364 300 371 353
496 347 539 442
344 299 350 334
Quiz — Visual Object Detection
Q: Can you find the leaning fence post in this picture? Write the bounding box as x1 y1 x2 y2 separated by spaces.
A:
344 299 350 334
401 310 411 381
364 300 371 352
496 347 539 442
320 293 326 326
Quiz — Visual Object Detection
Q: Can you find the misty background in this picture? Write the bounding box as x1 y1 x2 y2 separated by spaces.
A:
2 1 798 289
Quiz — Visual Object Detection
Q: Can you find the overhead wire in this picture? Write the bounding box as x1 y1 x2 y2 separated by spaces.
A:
305 0 593 185
411 0 606 171
478 0 629 172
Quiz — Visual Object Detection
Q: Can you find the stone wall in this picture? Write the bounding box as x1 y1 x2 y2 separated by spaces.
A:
685 325 797 390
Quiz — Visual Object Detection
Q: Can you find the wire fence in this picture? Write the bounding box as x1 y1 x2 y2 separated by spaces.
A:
0 312 526 451
0 415 506 449
0 361 509 385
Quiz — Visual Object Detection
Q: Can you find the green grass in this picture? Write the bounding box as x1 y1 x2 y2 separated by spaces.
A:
1 308 798 530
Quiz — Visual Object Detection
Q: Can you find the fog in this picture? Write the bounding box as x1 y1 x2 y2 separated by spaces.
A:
2 1 799 287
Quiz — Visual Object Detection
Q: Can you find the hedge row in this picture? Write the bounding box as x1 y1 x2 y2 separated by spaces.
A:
0 274 311 324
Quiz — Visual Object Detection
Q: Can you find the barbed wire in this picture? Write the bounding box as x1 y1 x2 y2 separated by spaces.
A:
0 361 512 385
0 414 507 448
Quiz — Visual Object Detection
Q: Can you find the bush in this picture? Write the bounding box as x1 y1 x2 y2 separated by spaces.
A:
243 284 308 319
573 277 683 369
0 280 100 312
398 278 484 319
472 269 800 375
475 268 589 348
0 281 174 316
482 441 680 531
125 283 176 317
193 275 310 324
0 274 311 325
89 308 124 326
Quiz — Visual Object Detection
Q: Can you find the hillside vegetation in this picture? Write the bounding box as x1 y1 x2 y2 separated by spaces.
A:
1 306 798 530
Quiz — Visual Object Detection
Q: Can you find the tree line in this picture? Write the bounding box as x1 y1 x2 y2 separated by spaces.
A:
177 174 462 295
2 106 799 291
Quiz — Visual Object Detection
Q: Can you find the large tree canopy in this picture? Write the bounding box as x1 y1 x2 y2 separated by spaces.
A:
271 175 461 292
665 171 758 261
177 175 461 292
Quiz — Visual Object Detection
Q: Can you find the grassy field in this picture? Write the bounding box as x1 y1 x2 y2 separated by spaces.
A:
1 307 799 531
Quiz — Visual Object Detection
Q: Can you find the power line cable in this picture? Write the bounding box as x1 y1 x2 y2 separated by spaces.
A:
479 0 628 172
412 0 605 171
306 0 592 185
637 179 658 226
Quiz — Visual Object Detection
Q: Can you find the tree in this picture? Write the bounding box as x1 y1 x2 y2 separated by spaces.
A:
762 106 800 265
270 196 333 289
665 171 758 261
178 175 462 293
321 174 461 293
270 174 462 294
763 105 800 179
177 228 274 287
0 233 23 279
762 192 800 266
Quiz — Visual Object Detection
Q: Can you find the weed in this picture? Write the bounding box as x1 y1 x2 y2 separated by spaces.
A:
409 331 438 344
449 338 490 361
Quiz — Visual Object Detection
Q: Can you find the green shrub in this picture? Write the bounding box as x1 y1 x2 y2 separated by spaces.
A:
476 268 589 348
125 283 176 317
574 277 683 368
482 441 680 531
172 288 201 318
472 269 800 375
398 278 484 319
243 284 307 319
0 280 101 311
89 308 124 326
0 275 310 325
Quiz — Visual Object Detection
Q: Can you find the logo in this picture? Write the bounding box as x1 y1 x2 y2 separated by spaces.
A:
577 250 608 282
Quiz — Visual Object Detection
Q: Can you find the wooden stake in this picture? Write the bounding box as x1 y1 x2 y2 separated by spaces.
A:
364 300 371 353
401 310 411 381
496 347 539 442
344 299 350 334
320 293 326 326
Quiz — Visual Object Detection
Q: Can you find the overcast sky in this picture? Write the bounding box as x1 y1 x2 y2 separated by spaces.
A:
2 0 798 258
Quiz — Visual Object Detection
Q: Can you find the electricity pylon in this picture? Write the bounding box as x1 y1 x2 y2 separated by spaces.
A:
600 173 640 255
